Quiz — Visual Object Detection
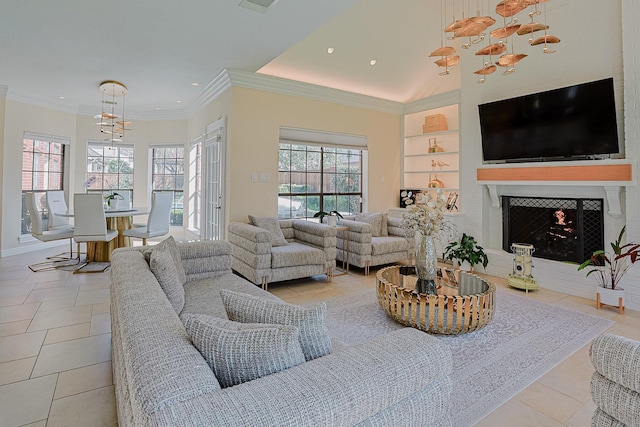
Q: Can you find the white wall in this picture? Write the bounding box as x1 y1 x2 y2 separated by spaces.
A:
455 0 639 308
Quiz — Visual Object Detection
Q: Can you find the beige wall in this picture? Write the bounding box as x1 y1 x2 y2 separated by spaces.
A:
226 86 401 223
0 94 5 247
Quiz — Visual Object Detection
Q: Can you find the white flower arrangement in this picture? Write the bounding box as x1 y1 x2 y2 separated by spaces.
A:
402 189 457 241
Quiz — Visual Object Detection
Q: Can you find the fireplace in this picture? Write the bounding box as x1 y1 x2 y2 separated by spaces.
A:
502 196 604 263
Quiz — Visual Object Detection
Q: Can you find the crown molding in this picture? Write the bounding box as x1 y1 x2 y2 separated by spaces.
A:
6 87 79 114
403 89 461 114
223 69 404 115
183 71 233 118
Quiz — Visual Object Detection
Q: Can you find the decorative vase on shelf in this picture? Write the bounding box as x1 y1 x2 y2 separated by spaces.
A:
415 233 438 294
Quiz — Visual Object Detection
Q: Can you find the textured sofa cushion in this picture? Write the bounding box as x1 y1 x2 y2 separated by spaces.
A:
249 215 288 247
270 242 326 268
149 236 187 285
355 213 387 237
182 313 305 388
149 248 185 314
221 289 331 361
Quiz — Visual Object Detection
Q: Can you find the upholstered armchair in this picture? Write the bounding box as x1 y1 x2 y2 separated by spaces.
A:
335 213 414 275
590 333 640 426
228 218 337 290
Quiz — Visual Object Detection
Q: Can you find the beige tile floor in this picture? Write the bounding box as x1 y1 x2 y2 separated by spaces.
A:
0 237 638 426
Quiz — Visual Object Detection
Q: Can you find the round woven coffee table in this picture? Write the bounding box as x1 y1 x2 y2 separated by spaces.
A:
376 265 496 334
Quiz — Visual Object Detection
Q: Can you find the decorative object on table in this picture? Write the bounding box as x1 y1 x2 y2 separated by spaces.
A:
104 192 124 210
578 226 640 314
507 243 538 293
95 80 132 144
443 233 489 272
401 189 457 294
428 173 444 188
445 192 458 211
428 137 444 153
313 210 343 227
400 189 422 208
422 114 448 133
444 268 458 286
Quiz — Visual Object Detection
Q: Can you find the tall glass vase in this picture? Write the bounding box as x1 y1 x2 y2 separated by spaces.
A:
415 233 438 294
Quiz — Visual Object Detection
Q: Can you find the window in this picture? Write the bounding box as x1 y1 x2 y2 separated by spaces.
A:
86 143 134 205
21 134 68 234
152 146 184 226
278 144 363 219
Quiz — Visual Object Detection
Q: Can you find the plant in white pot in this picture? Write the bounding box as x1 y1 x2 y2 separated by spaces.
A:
313 210 343 227
578 226 640 314
104 192 124 210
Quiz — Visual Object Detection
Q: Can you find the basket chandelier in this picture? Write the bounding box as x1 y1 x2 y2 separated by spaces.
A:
430 0 560 83
95 80 131 143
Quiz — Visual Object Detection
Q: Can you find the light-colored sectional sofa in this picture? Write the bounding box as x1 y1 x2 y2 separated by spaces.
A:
590 333 640 426
110 239 453 426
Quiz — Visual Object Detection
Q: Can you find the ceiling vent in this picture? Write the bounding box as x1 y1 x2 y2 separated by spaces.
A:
239 0 279 13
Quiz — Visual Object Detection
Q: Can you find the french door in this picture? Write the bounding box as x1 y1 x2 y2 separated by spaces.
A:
202 118 225 240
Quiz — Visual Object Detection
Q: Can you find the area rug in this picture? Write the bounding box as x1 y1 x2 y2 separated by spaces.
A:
323 289 614 426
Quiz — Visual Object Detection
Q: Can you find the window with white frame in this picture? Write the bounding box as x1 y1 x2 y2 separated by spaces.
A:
152 146 184 226
278 127 366 219
86 142 134 205
21 133 68 234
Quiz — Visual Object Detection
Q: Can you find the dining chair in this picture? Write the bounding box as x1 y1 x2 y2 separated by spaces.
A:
123 191 172 245
45 190 77 260
73 193 118 261
25 192 76 271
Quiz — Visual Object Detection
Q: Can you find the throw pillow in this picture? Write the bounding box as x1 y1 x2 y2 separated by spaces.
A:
154 236 187 285
355 212 385 237
149 248 185 314
182 313 305 388
220 289 331 361
248 215 288 247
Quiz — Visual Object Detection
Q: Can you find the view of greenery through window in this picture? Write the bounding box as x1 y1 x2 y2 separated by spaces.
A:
152 146 184 226
278 144 362 219
86 143 134 205
21 136 66 234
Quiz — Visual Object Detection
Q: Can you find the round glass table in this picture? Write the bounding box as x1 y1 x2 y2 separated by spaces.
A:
376 265 496 334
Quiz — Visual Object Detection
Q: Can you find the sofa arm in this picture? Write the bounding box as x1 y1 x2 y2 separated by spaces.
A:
149 328 452 426
387 216 414 238
177 241 233 281
591 333 640 393
292 220 337 269
336 219 373 243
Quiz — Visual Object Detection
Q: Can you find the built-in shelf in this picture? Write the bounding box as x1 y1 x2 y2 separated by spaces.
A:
476 159 635 216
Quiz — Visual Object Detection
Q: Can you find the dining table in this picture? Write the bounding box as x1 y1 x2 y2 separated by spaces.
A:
57 207 149 262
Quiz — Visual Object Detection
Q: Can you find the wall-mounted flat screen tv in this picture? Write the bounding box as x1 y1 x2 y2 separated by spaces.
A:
479 78 619 163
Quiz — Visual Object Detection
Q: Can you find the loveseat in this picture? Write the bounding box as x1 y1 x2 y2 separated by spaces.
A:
335 213 414 275
590 333 640 426
110 239 453 426
228 218 336 289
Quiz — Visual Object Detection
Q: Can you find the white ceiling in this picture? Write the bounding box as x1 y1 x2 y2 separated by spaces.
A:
1 0 567 117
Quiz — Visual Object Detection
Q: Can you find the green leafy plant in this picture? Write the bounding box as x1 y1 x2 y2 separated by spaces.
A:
443 233 488 270
313 210 344 221
104 192 124 208
578 226 640 290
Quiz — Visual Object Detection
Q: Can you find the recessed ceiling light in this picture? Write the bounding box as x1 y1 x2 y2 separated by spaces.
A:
327 47 335 54
58 96 65 100
191 82 199 86
177 100 183 104
155 107 161 110
370 59 377 66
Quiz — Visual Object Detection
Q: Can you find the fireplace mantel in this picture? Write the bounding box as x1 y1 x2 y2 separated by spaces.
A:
476 159 635 216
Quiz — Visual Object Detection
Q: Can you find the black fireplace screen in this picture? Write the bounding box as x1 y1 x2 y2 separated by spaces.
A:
502 196 604 263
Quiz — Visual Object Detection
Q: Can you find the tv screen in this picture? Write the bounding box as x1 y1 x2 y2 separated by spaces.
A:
479 78 619 163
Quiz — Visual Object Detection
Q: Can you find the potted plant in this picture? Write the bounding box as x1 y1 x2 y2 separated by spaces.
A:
104 192 124 210
443 233 488 272
578 225 640 313
313 210 343 227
